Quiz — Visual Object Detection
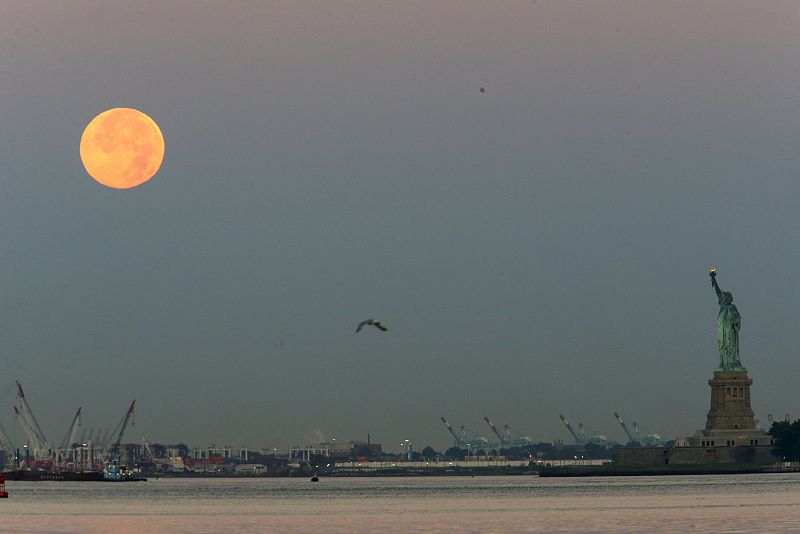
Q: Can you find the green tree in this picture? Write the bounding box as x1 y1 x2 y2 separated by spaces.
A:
770 420 800 461
420 446 439 460
444 447 468 460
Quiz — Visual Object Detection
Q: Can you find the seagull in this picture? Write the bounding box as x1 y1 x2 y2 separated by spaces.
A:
356 319 388 333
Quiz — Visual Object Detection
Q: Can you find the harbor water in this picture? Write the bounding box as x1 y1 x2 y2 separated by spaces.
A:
2 474 800 533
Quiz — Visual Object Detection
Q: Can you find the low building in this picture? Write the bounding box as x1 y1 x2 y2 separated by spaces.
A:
289 440 382 461
190 445 249 462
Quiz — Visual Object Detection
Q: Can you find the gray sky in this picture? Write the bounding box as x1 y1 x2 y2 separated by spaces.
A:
1 0 800 451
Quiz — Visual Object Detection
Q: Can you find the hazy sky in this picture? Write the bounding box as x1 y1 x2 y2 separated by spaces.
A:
2 0 800 452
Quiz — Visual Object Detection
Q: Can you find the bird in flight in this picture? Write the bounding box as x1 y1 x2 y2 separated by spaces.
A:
356 319 388 333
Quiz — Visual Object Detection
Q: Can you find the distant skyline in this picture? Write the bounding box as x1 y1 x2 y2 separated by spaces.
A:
2 1 800 451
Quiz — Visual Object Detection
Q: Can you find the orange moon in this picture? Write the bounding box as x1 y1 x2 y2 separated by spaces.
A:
80 108 165 189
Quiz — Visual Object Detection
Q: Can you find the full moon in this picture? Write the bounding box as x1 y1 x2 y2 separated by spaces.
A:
80 108 165 189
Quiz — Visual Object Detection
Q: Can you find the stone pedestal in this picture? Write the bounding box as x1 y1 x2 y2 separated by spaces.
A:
684 369 772 448
705 370 756 430
621 367 776 466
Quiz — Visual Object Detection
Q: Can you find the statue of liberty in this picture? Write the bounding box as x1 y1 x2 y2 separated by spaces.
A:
709 268 744 371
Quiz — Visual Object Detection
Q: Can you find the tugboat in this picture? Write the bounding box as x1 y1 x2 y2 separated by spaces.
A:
103 461 147 482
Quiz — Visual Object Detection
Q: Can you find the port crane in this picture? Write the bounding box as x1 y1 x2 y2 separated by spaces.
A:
503 424 533 446
614 412 638 444
59 408 82 449
97 428 112 447
141 437 182 471
0 423 15 462
54 407 82 470
16 382 47 444
14 381 51 460
559 414 585 444
13 406 41 453
108 399 136 459
459 425 497 452
559 415 616 446
440 417 463 447
574 419 615 446
439 417 498 451
631 422 664 446
483 417 533 447
484 417 504 443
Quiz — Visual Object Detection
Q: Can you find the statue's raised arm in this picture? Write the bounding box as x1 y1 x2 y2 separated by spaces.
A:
709 268 743 371
710 267 722 300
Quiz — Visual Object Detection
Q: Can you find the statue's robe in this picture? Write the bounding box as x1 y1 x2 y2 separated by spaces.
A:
717 303 741 369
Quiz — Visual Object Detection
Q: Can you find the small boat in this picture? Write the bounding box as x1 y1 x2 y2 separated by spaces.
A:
103 462 147 482
310 473 319 482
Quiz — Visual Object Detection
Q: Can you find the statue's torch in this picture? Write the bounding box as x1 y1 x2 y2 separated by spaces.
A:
709 266 717 285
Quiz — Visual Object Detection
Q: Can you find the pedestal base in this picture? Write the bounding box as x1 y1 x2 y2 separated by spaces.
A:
682 369 769 448
705 370 756 431
685 428 771 448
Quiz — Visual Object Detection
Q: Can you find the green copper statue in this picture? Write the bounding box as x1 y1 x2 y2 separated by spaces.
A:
709 268 744 371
